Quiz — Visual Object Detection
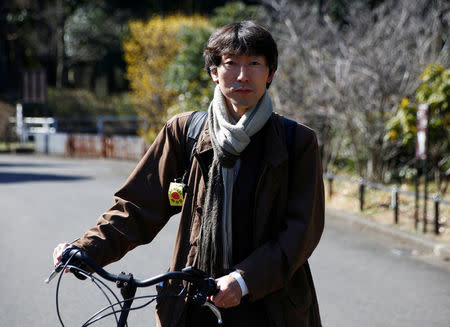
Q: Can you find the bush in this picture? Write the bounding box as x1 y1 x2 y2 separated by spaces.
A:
0 101 15 144
47 88 136 118
385 64 449 192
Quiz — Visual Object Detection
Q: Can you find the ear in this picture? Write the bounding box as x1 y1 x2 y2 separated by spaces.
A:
267 71 275 84
210 69 219 84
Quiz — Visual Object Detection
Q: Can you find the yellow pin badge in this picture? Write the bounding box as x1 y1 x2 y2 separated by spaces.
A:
168 181 184 206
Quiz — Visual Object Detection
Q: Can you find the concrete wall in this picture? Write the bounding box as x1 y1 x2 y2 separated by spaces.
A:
34 133 146 160
34 133 68 155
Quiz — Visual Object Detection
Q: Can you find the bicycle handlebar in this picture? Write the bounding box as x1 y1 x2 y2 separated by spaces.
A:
48 245 217 293
46 245 222 326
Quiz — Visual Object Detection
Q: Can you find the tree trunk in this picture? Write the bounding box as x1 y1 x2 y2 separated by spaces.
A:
346 119 363 177
55 0 66 89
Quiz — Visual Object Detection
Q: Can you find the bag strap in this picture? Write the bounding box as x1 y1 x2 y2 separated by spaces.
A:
182 111 208 184
283 117 296 154
283 117 297 184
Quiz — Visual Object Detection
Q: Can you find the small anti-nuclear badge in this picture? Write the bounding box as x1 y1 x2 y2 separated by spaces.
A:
168 182 184 206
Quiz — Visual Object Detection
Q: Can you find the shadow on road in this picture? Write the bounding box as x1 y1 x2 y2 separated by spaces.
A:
0 162 71 168
0 172 91 183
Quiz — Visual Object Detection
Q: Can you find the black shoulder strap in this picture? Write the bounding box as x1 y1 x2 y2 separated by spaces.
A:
283 117 297 177
182 111 208 184
283 117 296 154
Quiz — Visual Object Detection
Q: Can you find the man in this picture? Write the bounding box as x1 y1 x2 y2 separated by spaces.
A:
53 21 324 327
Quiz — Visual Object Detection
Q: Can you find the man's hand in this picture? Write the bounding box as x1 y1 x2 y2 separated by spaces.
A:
210 274 242 308
53 242 70 267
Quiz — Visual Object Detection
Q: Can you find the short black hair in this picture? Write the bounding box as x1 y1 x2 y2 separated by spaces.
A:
204 21 278 81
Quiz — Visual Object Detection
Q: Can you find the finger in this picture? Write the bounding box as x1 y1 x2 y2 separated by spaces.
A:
210 293 223 305
211 285 226 302
53 243 69 266
53 245 64 265
211 293 226 307
213 296 236 309
53 247 61 266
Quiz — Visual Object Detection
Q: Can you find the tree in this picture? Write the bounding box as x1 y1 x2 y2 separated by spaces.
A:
264 0 449 181
163 26 214 118
123 14 209 142
210 1 262 27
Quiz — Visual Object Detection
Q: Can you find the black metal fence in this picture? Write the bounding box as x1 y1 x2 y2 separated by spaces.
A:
324 172 449 235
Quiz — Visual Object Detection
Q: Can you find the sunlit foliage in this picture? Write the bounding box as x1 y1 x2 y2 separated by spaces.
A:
123 14 209 142
385 64 449 190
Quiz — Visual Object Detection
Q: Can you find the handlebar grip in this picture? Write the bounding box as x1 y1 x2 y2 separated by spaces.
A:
180 267 218 297
204 277 219 296
60 245 90 280
61 245 126 283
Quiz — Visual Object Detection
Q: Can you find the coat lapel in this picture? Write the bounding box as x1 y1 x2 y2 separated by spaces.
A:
262 114 289 167
254 114 290 246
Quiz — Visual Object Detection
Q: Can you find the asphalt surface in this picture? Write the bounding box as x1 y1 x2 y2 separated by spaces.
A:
0 154 449 327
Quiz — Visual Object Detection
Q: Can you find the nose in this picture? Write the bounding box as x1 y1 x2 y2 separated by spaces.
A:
236 64 249 82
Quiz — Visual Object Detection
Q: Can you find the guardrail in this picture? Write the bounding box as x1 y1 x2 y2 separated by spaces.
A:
324 172 449 235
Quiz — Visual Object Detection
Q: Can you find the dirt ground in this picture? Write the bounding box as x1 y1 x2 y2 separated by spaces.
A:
324 178 450 245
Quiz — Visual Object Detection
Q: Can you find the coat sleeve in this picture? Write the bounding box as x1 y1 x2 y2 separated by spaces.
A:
72 113 191 268
234 125 325 302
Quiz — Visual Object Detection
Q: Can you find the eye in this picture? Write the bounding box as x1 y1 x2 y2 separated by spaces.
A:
250 61 260 66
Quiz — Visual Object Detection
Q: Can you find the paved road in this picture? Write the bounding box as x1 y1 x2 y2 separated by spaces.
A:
0 154 449 326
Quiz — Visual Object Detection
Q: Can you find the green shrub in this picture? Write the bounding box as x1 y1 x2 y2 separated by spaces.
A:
47 88 136 118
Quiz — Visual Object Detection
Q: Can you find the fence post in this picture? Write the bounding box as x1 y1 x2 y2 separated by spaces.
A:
392 186 399 224
359 178 365 211
97 116 104 135
327 174 333 199
434 194 440 235
414 167 419 230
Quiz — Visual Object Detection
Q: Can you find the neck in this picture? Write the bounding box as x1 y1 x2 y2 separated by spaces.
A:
225 100 248 121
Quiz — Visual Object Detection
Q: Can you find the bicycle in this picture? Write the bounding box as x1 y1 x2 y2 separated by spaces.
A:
45 245 222 327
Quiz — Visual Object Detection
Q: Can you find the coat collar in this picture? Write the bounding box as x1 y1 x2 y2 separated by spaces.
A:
195 113 289 167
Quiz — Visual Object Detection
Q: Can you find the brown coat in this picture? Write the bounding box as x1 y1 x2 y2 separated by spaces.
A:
73 111 325 327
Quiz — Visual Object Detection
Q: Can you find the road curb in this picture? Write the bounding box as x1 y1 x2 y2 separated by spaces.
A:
326 207 450 260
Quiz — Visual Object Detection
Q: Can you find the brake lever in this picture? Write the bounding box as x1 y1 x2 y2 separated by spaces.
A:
45 263 64 284
45 245 83 284
202 301 223 325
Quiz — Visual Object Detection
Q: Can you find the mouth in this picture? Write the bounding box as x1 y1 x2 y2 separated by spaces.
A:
233 88 252 94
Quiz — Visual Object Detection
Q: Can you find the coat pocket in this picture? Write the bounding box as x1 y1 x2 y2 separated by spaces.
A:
285 266 313 310
281 266 314 326
264 266 313 327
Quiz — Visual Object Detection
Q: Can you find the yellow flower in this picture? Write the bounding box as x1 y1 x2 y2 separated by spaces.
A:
400 98 409 108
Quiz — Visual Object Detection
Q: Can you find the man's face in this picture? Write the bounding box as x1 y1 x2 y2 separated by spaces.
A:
211 54 274 115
